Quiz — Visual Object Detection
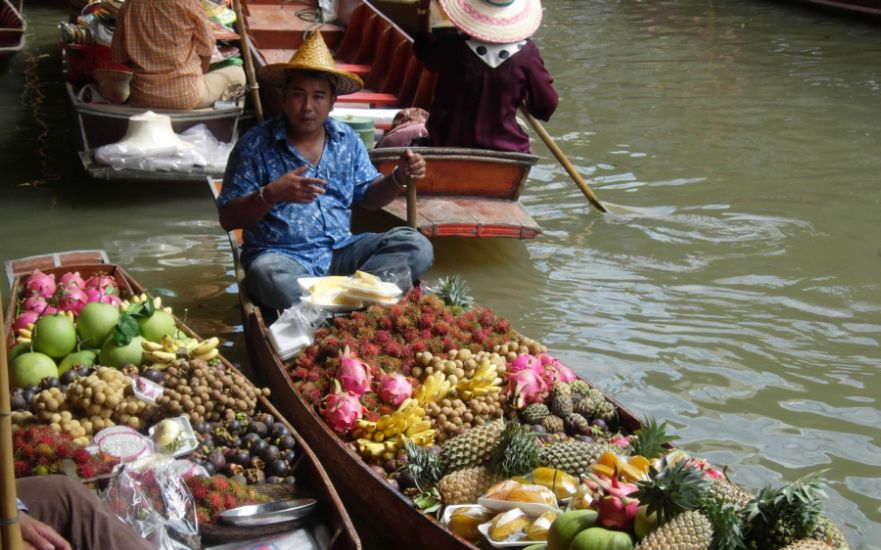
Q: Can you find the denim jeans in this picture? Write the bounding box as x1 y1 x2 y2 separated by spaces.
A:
246 227 434 311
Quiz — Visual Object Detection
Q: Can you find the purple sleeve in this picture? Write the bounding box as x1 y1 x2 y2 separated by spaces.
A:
523 44 559 122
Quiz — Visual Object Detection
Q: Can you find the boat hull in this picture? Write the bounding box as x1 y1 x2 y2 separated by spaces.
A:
0 0 25 62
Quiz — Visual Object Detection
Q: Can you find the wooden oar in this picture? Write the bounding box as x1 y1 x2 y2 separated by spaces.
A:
232 0 264 122
519 106 608 213
0 296 24 549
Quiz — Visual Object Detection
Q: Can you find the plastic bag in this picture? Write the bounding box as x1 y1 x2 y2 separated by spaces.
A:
94 123 233 173
319 0 337 23
103 453 206 550
268 303 329 360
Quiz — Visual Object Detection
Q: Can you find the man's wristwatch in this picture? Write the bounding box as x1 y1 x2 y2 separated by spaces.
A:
258 186 272 206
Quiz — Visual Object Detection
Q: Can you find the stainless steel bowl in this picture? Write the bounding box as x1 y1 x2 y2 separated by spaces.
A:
218 498 317 527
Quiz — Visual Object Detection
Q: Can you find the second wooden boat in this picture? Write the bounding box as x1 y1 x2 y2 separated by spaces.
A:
0 0 25 63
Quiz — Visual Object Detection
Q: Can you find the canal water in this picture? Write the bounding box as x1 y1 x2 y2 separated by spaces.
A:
2 0 880 547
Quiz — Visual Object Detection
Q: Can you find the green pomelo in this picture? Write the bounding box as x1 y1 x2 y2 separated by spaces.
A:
76 302 120 347
546 509 598 550
99 335 145 368
10 352 59 388
138 310 177 342
7 342 31 364
32 314 77 359
58 350 97 375
569 527 633 550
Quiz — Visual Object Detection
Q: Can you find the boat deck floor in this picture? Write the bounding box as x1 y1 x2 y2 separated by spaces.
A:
245 4 344 49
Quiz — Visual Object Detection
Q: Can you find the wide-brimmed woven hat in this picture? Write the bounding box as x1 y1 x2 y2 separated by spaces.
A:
439 0 542 44
258 31 363 95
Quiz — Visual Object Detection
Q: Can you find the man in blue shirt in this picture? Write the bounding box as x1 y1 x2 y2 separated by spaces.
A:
218 32 433 312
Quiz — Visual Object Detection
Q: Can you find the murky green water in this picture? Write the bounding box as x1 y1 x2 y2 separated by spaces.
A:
2 0 880 547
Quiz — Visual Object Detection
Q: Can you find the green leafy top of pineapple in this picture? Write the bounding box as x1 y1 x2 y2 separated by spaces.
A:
632 457 710 524
698 496 747 550
629 416 679 459
405 440 446 491
490 420 540 478
435 274 474 311
742 470 828 545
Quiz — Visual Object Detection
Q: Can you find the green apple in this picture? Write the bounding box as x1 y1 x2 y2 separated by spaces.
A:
10 352 59 388
137 310 176 342
99 335 145 368
32 314 77 359
58 350 97 375
76 302 120 347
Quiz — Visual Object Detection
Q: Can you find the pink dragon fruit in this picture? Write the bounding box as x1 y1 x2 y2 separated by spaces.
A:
84 274 119 296
537 353 578 385
506 368 548 409
337 346 373 396
59 271 85 289
508 353 542 374
59 286 89 315
320 382 365 435
378 374 412 406
21 295 51 313
25 270 56 299
588 473 640 531
14 311 40 332
610 434 633 448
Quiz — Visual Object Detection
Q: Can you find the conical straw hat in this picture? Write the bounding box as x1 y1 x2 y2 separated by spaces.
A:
258 31 363 95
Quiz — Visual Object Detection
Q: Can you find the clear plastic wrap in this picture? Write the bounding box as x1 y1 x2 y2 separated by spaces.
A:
103 453 206 549
94 123 233 173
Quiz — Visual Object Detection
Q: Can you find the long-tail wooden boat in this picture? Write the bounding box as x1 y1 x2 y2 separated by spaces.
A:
0 0 25 63
788 0 881 17
4 250 361 550
208 179 642 549
239 0 545 238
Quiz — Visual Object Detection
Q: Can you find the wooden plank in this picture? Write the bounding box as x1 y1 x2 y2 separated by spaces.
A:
380 195 542 239
246 4 344 49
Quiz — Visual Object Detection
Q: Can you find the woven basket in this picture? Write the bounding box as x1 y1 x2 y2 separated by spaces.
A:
199 484 314 544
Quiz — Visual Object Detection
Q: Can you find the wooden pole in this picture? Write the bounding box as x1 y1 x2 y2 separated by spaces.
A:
406 180 417 229
519 106 608 213
232 0 264 123
0 296 23 550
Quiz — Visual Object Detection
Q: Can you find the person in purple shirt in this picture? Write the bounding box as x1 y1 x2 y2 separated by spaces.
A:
218 32 433 312
413 0 558 152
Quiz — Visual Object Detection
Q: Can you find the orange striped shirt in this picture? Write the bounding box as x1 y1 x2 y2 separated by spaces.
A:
111 0 214 110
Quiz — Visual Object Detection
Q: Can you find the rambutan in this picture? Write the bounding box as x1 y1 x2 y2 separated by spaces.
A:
358 342 381 358
292 366 309 380
434 321 450 336
197 510 210 524
224 493 238 510
34 443 55 460
378 315 393 329
14 460 31 477
410 341 427 353
72 448 91 464
306 370 321 382
207 492 224 511
383 341 403 358
306 387 324 404
212 476 230 493
373 330 391 345
77 463 99 480
418 313 435 329
495 318 512 333
388 304 404 317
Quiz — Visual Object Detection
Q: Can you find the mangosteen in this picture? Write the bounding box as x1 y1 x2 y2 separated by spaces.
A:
40 376 60 389
223 447 238 462
10 393 26 411
59 369 78 386
270 422 289 439
23 384 39 394
247 421 268 438
530 424 547 434
21 389 35 405
266 476 283 485
383 459 397 474
191 421 209 434
141 368 164 383
259 444 280 463
231 474 248 487
212 429 231 447
245 468 265 484
397 468 416 491
208 449 226 471
249 457 265 471
574 434 595 443
255 413 274 426
249 439 269 457
386 478 400 492
225 463 244 477
283 475 296 486
202 462 216 476
590 418 608 431
242 432 261 447
227 419 243 435
276 434 296 451
229 435 242 449
280 449 296 463
234 449 251 466
267 459 291 478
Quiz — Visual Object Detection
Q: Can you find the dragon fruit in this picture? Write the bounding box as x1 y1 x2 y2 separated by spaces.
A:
320 381 364 435
84 275 119 296
83 286 121 307
537 353 578 385
25 270 56 299
21 295 51 314
59 271 85 289
337 346 373 396
506 368 548 409
59 286 89 315
378 374 412 406
508 353 542 374
588 473 640 531
14 311 40 332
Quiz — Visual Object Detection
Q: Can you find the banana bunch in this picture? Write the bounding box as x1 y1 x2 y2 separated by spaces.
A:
120 293 173 315
456 357 503 400
355 398 436 461
15 323 35 345
142 336 220 368
414 371 452 405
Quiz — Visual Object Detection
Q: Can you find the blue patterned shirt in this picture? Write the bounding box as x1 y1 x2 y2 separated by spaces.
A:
219 116 381 274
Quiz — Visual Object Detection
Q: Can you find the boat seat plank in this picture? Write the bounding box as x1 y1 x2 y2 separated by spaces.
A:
246 4 344 49
379 195 542 239
258 49 370 76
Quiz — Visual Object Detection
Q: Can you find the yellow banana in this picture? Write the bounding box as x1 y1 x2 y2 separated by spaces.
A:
142 340 165 352
18 328 32 339
144 350 177 363
160 334 176 352
152 296 163 308
191 337 220 356
15 336 31 345
193 348 219 361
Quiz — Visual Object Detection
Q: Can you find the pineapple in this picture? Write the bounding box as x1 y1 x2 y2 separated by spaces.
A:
779 541 836 550
550 392 574 418
564 413 591 434
633 458 710 523
542 414 565 434
490 419 539 477
435 274 473 311
440 418 504 471
809 516 849 549
708 477 755 508
437 465 503 504
628 416 680 460
404 440 445 491
521 403 550 425
743 472 827 549
574 389 618 424
538 440 615 477
635 510 714 550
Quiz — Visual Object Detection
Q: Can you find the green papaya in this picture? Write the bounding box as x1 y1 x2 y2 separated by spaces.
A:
569 527 633 550
546 509 598 550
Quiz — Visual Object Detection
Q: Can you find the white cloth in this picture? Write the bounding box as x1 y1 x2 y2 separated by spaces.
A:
465 38 528 69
